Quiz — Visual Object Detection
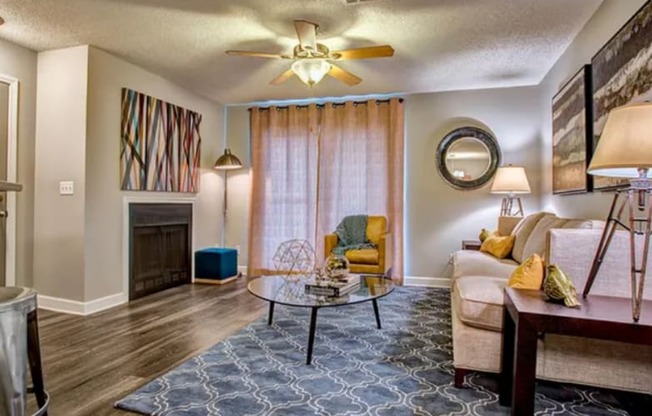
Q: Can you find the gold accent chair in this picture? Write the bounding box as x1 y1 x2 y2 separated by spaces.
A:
324 216 392 275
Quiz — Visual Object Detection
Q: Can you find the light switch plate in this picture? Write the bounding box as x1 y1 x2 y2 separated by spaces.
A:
59 181 74 195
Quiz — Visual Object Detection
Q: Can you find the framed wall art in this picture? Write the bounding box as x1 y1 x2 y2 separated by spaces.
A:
552 65 593 195
121 88 202 192
591 1 652 191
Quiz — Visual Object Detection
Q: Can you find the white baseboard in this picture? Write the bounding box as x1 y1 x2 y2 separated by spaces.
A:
38 292 127 316
404 276 451 288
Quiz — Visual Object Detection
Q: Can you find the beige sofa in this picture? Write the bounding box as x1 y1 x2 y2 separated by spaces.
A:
452 212 652 394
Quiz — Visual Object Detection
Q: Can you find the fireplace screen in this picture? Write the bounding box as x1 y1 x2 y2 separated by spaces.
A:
129 204 192 300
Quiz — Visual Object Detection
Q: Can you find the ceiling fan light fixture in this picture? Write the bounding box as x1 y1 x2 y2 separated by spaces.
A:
291 59 331 86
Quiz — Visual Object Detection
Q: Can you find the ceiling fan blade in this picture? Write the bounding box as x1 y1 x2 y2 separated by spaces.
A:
294 20 318 51
226 50 290 59
328 64 362 86
270 68 296 85
331 45 395 60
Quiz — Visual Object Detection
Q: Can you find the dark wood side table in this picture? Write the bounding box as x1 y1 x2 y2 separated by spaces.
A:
499 288 652 415
462 240 482 251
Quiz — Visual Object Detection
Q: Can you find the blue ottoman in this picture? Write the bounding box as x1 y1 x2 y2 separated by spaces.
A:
194 248 238 285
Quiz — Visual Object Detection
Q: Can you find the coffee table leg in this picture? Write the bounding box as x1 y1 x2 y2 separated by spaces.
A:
268 302 275 325
306 307 318 365
499 307 515 406
372 299 382 329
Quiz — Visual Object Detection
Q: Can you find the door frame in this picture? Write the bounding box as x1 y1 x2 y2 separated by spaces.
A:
0 74 19 286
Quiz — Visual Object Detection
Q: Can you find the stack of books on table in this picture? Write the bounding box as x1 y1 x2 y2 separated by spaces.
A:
305 275 360 297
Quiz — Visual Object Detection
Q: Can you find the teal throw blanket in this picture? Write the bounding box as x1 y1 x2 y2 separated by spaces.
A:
332 215 376 255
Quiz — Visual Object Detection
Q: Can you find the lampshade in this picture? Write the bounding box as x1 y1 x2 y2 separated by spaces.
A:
213 148 242 170
490 166 531 194
291 59 331 86
588 102 652 178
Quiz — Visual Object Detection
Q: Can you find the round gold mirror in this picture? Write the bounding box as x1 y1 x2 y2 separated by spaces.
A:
436 127 501 190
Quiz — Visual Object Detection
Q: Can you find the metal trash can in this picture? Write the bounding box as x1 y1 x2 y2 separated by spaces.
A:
0 287 49 416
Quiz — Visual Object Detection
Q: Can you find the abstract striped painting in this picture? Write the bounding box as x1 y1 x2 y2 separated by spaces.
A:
121 88 202 192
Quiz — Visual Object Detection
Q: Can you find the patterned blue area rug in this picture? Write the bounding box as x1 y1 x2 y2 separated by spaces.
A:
116 287 638 415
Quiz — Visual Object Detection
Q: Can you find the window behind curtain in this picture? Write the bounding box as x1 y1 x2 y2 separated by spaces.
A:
248 99 404 280
249 105 320 272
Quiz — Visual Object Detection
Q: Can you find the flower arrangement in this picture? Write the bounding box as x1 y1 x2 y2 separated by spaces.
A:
324 254 350 280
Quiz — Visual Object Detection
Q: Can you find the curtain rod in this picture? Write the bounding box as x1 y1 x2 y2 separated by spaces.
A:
248 98 404 112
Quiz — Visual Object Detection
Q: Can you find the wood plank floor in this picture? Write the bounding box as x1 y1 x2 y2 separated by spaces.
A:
32 278 266 416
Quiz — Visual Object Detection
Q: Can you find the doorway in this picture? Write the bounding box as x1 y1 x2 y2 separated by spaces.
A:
0 74 18 287
0 81 8 286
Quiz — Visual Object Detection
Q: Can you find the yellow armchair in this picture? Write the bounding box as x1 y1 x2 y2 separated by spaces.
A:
324 216 392 275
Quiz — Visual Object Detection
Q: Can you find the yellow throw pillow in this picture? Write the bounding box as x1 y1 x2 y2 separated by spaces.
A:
480 235 515 259
508 254 544 289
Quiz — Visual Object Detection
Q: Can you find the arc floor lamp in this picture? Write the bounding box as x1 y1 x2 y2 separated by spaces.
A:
214 148 243 245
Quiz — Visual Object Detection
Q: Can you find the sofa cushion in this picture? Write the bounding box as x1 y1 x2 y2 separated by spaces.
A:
520 217 602 263
521 215 568 261
454 276 506 331
511 212 549 263
345 249 378 265
562 219 604 230
498 216 522 237
452 250 518 281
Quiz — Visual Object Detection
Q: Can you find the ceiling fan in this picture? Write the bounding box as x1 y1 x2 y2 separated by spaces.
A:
226 20 395 87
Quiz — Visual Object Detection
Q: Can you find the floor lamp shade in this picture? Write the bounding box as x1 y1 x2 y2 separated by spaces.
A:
214 148 243 171
588 103 652 178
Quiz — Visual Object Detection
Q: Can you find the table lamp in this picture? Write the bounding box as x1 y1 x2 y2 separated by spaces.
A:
583 102 652 322
214 148 243 243
490 165 531 217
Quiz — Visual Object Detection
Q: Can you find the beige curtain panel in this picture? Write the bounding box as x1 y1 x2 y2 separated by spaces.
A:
248 98 405 282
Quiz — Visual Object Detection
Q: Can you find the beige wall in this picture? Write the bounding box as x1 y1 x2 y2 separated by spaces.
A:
224 86 543 278
34 46 89 300
406 87 542 277
0 38 37 288
33 45 223 302
84 47 224 301
540 0 647 219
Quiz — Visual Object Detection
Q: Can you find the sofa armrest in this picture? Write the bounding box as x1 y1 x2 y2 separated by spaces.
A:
378 232 392 272
546 228 652 299
324 234 338 259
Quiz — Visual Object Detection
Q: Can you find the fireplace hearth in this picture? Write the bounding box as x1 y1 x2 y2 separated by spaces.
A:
129 203 192 300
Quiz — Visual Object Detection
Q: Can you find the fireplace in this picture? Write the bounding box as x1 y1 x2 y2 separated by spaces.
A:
129 203 192 300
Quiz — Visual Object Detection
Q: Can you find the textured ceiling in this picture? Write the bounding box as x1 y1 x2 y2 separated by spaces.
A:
0 0 603 104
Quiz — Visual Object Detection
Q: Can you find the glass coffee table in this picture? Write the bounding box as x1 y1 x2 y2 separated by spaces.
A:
247 275 395 364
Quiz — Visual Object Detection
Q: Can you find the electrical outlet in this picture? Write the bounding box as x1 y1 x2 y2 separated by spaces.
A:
59 181 74 195
235 245 241 254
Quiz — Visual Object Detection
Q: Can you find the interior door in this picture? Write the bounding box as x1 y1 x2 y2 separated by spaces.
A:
0 82 9 286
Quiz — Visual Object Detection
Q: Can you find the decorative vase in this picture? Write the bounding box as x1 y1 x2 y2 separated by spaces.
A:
324 254 350 280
